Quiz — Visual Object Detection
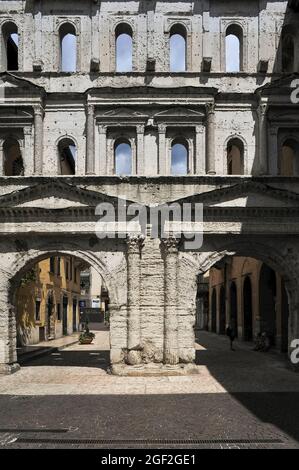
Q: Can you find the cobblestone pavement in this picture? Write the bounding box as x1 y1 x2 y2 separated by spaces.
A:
0 329 299 449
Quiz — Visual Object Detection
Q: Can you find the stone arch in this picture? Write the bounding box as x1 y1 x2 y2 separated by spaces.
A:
225 23 243 72
169 23 187 72
1 21 19 71
59 22 77 72
170 137 188 175
56 136 77 175
114 138 132 175
225 136 245 175
115 23 133 73
9 248 122 309
178 239 299 359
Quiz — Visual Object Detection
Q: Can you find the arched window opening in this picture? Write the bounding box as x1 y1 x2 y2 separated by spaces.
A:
58 138 76 175
169 24 187 72
114 140 132 175
259 264 277 345
225 24 243 72
171 139 188 175
59 23 77 72
281 138 299 176
282 33 295 73
227 138 244 175
3 138 24 176
115 24 133 72
2 22 19 71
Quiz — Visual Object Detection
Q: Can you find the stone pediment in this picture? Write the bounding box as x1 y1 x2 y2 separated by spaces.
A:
257 73 299 97
173 181 299 208
155 107 205 120
0 73 44 96
0 180 130 210
101 108 147 118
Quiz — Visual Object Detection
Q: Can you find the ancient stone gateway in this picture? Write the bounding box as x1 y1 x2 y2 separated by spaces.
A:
0 0 299 374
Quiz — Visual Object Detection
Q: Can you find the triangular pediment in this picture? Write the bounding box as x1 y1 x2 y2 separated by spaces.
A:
256 73 299 97
173 181 299 208
0 180 133 210
0 73 44 95
101 107 147 118
155 107 205 119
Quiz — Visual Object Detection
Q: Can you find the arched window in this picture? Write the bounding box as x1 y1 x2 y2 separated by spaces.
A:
171 139 188 175
114 139 132 175
282 33 295 73
169 24 187 72
227 138 244 175
3 137 24 176
115 24 133 72
59 23 77 72
225 24 243 72
280 138 299 176
2 22 19 71
58 138 76 175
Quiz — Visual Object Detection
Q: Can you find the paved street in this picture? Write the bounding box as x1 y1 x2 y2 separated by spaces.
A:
0 329 299 449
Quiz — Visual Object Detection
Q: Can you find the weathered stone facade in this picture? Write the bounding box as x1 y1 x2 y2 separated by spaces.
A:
0 0 299 375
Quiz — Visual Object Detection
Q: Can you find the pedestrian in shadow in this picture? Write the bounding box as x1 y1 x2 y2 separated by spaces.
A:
226 323 236 351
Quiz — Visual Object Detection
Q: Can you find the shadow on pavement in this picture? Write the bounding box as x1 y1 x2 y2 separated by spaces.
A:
20 349 110 370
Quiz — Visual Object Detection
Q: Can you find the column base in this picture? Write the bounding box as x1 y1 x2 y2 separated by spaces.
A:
0 362 20 375
110 362 199 377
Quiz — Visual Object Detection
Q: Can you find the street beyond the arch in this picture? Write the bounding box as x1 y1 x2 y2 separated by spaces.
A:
0 329 299 449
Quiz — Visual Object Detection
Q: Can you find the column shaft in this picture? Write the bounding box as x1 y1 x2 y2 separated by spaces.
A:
206 105 216 175
86 104 95 175
162 237 179 365
34 106 43 175
126 235 143 365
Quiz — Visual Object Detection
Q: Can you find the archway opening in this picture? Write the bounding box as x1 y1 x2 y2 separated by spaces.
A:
2 22 19 71
280 138 299 176
171 139 188 175
198 254 289 354
169 24 187 72
59 23 77 72
3 137 24 176
115 24 133 72
58 137 76 175
227 137 244 175
12 254 111 369
114 139 132 175
225 24 243 72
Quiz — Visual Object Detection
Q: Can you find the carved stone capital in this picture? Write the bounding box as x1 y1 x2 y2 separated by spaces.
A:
158 124 167 134
136 125 145 134
161 235 179 254
126 234 145 254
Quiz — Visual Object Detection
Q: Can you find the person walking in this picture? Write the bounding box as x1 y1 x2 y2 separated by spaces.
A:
226 324 236 351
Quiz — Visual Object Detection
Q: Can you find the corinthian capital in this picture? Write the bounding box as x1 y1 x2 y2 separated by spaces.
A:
126 234 145 254
161 235 179 254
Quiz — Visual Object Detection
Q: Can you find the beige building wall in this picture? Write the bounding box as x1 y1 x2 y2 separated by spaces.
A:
16 256 81 345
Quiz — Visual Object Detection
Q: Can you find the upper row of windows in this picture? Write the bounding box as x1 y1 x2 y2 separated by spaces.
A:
3 20 288 74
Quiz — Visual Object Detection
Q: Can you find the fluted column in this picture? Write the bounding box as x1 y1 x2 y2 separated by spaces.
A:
86 104 95 175
34 105 44 175
158 124 166 175
258 103 268 175
206 103 216 175
162 236 179 365
126 235 144 365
